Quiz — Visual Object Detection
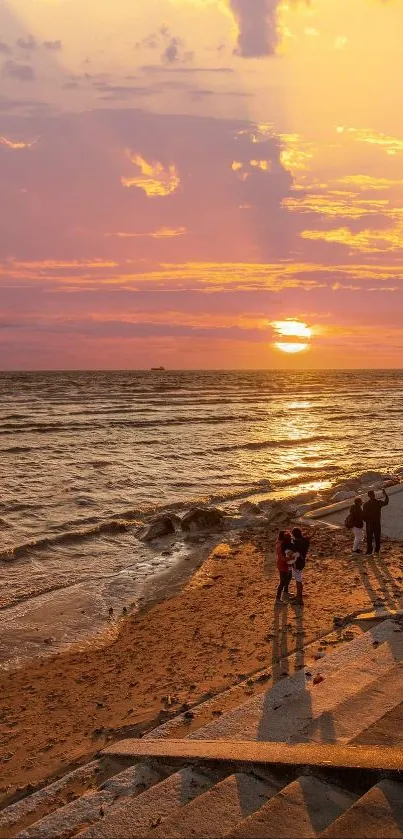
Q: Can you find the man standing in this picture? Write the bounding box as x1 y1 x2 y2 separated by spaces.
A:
363 488 389 556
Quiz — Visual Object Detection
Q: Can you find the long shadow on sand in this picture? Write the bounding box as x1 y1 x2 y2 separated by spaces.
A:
256 601 336 745
354 552 402 612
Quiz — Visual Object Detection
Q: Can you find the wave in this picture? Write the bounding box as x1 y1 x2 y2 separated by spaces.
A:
1 446 33 454
0 517 142 562
213 434 334 454
0 477 276 562
0 413 258 436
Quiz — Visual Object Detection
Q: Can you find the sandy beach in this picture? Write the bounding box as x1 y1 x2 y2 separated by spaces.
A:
1 522 403 808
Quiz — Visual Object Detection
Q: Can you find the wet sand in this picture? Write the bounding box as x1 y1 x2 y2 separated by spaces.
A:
1 525 403 805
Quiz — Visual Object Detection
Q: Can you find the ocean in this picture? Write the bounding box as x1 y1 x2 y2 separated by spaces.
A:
1 369 402 668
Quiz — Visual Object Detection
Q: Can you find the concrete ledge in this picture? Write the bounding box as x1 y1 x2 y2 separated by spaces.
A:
102 740 403 774
303 484 403 540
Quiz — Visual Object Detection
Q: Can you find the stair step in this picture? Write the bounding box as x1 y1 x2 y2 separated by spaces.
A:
76 767 214 839
147 620 401 743
227 776 357 838
295 661 403 744
0 762 102 839
149 773 277 838
190 629 403 744
102 739 403 773
321 780 403 838
16 763 162 839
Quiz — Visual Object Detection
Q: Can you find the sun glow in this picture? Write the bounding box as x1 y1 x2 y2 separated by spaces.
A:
275 342 309 354
271 319 312 354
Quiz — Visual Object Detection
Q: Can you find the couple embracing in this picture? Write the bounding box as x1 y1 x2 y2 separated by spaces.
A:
275 527 310 607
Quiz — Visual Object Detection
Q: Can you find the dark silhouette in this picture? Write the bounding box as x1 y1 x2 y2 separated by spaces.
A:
290 527 310 606
349 496 364 554
363 489 389 555
275 530 292 604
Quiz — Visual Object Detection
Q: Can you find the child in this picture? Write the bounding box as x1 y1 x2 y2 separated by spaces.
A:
275 530 292 604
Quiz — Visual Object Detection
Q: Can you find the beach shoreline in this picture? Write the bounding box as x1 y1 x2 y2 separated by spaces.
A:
1 521 402 808
3 464 401 673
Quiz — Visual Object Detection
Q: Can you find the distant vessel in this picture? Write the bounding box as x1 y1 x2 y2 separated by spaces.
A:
151 366 166 371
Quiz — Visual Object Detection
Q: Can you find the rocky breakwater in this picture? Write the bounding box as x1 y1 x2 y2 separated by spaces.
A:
136 499 297 547
324 468 402 504
137 507 226 544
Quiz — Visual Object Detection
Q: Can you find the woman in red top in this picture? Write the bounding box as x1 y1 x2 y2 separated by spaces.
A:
275 530 292 604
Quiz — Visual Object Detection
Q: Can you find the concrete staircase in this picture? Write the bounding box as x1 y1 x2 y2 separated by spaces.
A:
1 618 403 838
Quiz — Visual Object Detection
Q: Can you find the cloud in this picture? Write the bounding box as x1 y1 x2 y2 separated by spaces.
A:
94 82 151 100
106 227 186 239
0 135 37 150
301 221 403 254
43 40 62 51
140 65 234 75
16 35 37 51
0 107 294 266
136 26 193 65
122 153 181 196
283 193 393 220
337 175 403 191
2 60 35 82
228 0 280 57
163 35 193 64
336 126 403 155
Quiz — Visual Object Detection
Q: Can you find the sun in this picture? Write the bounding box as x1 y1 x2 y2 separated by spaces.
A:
271 319 312 354
274 342 309 354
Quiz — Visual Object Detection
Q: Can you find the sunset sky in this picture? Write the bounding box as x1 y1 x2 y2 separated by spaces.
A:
1 0 403 369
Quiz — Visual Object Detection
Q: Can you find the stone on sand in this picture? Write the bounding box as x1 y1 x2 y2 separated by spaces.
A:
139 515 178 542
181 507 224 532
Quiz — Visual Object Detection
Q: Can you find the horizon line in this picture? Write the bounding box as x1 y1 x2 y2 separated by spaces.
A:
1 367 403 374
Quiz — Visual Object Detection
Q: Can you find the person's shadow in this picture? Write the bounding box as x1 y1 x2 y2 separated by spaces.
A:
354 549 401 612
257 600 336 744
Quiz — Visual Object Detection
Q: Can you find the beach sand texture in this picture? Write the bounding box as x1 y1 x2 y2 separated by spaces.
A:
1 526 403 806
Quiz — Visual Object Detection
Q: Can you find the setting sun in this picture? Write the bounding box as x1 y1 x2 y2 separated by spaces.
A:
274 342 309 354
271 320 312 354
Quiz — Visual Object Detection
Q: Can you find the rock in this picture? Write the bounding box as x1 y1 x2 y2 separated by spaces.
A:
257 500 274 513
333 616 344 627
181 507 224 532
139 514 177 541
264 501 293 525
313 674 324 685
358 470 385 486
332 490 355 502
183 710 194 721
331 479 360 493
239 501 262 515
383 477 400 487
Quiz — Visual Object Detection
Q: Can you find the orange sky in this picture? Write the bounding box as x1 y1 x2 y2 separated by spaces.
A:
1 0 403 369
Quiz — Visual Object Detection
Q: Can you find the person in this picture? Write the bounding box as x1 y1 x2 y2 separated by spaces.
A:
275 530 292 604
290 527 310 606
363 488 389 556
349 497 364 554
